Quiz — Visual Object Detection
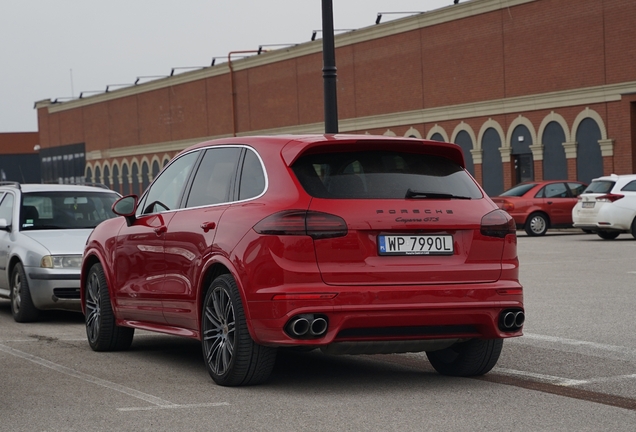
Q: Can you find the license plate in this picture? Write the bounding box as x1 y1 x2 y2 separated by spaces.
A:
582 202 595 208
378 235 453 256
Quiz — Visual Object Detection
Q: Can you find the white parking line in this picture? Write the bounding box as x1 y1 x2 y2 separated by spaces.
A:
510 333 636 362
493 367 588 386
494 368 636 387
0 343 228 411
118 402 230 412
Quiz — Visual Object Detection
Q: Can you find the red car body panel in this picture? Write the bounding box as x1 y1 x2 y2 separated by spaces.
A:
491 180 586 229
81 135 523 350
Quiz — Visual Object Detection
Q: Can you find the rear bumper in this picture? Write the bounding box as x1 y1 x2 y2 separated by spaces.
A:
246 280 523 347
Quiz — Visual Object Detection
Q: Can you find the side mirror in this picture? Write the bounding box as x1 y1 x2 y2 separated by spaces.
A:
0 218 9 231
112 195 138 226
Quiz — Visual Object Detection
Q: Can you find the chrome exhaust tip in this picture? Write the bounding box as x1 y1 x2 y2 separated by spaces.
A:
499 309 524 332
309 317 328 336
289 317 310 337
514 311 525 328
285 314 329 339
503 312 516 329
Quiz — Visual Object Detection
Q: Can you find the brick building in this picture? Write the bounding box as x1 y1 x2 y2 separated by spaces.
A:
0 132 41 183
34 0 636 196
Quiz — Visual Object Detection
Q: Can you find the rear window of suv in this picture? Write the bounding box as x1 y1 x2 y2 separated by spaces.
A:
584 181 615 194
292 150 483 199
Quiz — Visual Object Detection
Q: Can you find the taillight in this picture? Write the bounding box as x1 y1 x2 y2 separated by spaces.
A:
481 209 516 238
596 193 624 203
253 210 348 239
502 200 514 211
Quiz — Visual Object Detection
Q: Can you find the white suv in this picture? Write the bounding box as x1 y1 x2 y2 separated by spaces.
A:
0 182 119 322
572 174 636 240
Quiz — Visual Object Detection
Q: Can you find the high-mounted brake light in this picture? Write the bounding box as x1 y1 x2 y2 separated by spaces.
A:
481 209 516 238
253 210 348 239
596 193 624 203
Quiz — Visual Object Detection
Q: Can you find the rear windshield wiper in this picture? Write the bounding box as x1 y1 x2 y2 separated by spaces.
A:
405 189 472 200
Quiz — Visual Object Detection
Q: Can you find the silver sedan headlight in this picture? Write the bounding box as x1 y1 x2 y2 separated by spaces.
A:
40 255 83 269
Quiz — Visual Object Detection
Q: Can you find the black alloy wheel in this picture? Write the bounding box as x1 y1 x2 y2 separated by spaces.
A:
85 263 134 351
202 274 276 386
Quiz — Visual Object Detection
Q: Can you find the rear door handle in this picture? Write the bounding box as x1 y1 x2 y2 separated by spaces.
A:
201 221 216 233
154 226 167 236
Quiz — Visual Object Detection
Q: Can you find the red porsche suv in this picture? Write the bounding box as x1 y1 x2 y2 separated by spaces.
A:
80 135 523 386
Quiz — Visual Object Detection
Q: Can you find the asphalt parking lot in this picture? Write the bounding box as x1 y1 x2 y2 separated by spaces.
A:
1 230 635 431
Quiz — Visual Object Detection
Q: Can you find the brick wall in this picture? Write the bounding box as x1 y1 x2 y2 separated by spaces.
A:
37 0 636 179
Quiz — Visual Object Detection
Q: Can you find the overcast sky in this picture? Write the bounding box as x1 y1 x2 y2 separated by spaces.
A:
0 0 456 133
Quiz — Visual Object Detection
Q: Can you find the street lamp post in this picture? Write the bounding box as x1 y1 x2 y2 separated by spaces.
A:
321 0 338 133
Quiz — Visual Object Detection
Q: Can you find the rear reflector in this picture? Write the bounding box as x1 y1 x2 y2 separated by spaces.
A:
272 293 338 301
481 209 516 238
596 193 624 202
496 288 523 295
254 210 348 239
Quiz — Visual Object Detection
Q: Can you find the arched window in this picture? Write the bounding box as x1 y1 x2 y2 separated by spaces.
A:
131 163 140 196
122 164 130 195
152 160 161 181
103 165 111 189
141 161 150 193
511 125 534 184
542 121 567 180
481 128 504 196
85 167 93 184
112 165 120 194
454 130 474 176
94 166 102 185
576 118 603 184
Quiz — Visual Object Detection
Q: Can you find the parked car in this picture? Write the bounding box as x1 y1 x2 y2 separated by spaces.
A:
491 180 587 236
572 174 636 240
0 182 119 322
81 135 524 386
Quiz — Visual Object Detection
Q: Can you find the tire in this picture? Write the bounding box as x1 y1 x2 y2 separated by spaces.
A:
10 262 40 323
85 263 134 351
524 212 548 236
201 274 277 386
597 230 620 240
631 218 636 240
426 338 503 377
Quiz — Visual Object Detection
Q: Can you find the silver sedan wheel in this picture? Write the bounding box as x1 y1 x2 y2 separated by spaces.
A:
525 213 548 236
202 286 236 377
11 271 22 313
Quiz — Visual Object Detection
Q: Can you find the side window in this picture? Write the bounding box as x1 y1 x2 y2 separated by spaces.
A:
139 151 199 215
544 182 568 198
239 149 266 200
620 180 636 192
567 182 586 197
0 193 14 225
185 147 241 208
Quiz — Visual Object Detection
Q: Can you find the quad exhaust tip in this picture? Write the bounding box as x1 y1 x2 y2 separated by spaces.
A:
500 309 525 331
286 314 328 339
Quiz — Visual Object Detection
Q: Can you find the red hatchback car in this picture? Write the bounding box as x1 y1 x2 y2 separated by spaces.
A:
80 135 524 386
491 180 587 236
